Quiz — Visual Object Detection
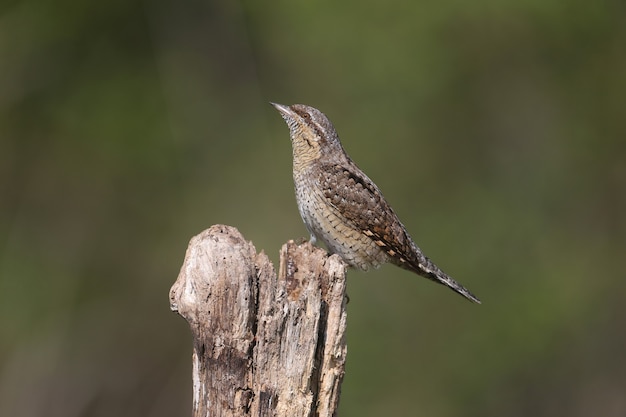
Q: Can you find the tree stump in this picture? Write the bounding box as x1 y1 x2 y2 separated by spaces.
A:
169 225 348 417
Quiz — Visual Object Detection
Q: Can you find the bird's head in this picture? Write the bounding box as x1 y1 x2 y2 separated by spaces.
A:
271 103 345 169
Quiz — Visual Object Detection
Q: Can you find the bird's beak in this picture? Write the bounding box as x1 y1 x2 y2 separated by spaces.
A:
270 102 295 118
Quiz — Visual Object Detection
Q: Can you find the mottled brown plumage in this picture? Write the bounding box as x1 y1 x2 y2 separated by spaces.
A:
272 102 480 303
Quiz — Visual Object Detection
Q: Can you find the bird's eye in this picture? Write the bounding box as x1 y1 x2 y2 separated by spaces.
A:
302 112 311 120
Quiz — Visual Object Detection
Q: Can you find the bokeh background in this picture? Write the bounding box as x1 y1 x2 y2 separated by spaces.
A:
1 0 625 416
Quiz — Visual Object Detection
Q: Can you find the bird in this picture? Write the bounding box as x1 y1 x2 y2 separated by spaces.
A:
271 102 480 303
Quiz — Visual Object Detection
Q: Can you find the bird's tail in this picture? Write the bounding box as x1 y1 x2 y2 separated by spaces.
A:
427 266 481 304
398 249 481 303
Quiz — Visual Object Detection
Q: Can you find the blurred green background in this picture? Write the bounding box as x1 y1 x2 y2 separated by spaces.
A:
1 0 625 416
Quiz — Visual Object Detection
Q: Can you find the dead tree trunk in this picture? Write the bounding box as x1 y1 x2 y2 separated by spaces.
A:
169 225 348 417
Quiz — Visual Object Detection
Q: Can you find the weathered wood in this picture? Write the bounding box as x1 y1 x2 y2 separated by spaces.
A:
170 225 348 417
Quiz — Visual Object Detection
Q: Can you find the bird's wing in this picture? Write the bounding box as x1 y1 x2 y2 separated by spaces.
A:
317 162 417 267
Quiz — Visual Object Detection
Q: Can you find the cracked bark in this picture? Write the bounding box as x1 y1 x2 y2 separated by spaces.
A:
170 225 348 417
